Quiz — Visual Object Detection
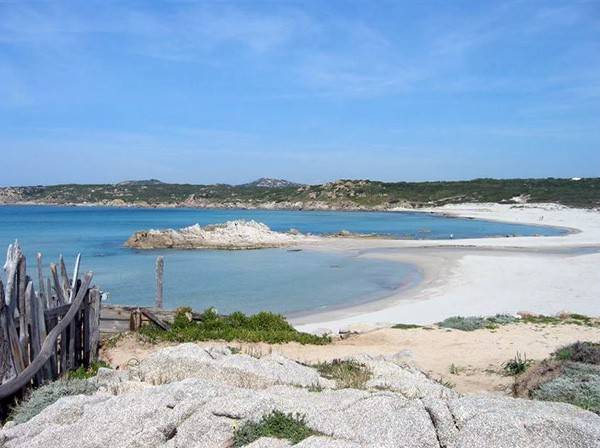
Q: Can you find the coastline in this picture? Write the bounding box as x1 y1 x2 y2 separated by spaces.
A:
292 203 600 333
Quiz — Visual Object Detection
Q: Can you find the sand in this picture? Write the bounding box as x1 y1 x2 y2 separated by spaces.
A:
292 203 600 333
102 322 600 394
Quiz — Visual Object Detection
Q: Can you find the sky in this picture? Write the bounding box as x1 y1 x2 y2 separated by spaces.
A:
1 0 599 186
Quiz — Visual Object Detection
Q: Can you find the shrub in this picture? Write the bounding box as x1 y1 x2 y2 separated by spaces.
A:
438 314 520 331
9 379 98 424
532 362 600 414
391 323 422 329
553 342 600 365
487 314 519 326
233 411 319 446
438 316 487 331
139 308 330 345
66 361 111 380
312 359 372 389
503 352 533 376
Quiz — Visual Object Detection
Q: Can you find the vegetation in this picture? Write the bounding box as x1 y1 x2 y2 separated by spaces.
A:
553 342 600 365
438 313 599 331
532 362 600 414
503 352 533 376
391 323 422 329
66 361 111 380
4 177 600 208
438 314 518 331
512 341 600 415
312 359 372 389
9 379 98 424
139 308 330 345
233 411 319 447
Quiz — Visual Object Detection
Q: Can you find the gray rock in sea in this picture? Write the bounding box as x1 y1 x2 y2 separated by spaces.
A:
2 345 600 448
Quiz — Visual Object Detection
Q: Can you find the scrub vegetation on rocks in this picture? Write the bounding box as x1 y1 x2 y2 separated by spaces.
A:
2 344 600 447
233 411 319 446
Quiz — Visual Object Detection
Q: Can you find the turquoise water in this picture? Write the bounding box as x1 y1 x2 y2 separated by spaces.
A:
0 206 565 315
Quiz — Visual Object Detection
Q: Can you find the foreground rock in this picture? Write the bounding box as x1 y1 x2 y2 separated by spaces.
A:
2 344 600 447
125 220 304 250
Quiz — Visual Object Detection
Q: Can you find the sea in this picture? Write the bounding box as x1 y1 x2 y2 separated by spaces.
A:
0 206 566 315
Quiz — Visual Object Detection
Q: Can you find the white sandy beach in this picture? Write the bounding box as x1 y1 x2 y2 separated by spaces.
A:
293 203 600 333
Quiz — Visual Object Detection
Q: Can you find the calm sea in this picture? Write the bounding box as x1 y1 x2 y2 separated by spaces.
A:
0 206 565 315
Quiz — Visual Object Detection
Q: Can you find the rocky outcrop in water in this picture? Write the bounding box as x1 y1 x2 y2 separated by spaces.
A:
125 220 304 250
2 344 599 447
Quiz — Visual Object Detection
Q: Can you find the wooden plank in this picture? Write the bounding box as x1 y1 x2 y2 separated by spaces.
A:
67 279 81 370
46 277 56 309
26 282 44 385
0 281 16 384
71 254 81 292
59 255 70 300
88 289 101 363
44 304 71 320
140 308 171 331
82 293 90 366
0 273 93 400
50 263 67 306
17 256 29 366
155 256 164 308
4 242 22 316
36 253 47 308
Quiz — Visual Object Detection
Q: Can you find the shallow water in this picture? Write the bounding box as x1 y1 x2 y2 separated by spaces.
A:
0 206 565 314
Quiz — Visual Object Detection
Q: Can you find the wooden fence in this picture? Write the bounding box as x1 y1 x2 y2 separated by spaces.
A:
0 242 101 401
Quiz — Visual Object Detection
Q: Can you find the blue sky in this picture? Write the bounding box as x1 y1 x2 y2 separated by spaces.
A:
1 0 599 186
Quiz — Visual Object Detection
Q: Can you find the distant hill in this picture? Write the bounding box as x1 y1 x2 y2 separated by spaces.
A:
116 179 164 186
1 178 599 209
238 178 302 188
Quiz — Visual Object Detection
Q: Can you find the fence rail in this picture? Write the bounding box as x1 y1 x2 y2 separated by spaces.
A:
0 242 101 401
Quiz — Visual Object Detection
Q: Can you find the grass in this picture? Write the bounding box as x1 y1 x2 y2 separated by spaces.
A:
233 411 319 447
553 341 600 365
503 352 533 376
65 361 111 380
139 308 330 345
311 359 372 389
9 379 98 424
391 323 422 330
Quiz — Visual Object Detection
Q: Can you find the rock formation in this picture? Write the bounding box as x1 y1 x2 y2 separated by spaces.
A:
2 344 599 447
125 220 304 250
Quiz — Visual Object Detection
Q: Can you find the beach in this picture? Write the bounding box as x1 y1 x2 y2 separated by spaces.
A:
293 203 600 333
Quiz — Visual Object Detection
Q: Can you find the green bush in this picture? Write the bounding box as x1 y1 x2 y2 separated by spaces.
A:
233 411 319 446
312 359 372 389
438 316 487 331
139 308 330 345
532 362 600 414
9 379 98 424
66 361 111 380
391 323 422 329
553 342 600 365
503 352 533 376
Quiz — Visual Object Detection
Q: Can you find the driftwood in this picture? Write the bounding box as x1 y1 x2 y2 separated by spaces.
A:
0 243 103 403
140 308 171 331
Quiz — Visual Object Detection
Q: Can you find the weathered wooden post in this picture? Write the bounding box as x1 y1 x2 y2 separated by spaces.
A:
155 256 164 309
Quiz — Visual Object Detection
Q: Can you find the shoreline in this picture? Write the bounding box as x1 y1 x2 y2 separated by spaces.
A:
291 203 600 333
